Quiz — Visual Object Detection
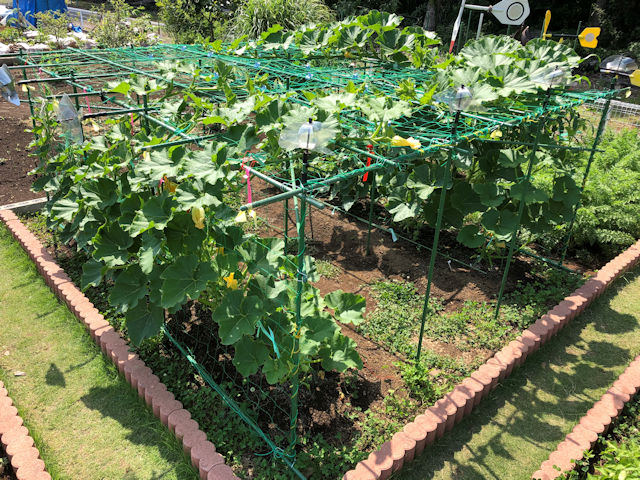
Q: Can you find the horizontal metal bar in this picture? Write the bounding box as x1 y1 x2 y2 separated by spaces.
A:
465 4 491 11
83 106 159 119
243 166 324 210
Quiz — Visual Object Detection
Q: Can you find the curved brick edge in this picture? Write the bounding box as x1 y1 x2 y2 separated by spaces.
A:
342 239 640 480
0 380 51 480
531 354 640 480
0 210 239 480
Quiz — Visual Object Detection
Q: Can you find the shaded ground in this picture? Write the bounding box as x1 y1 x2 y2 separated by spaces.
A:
398 267 640 480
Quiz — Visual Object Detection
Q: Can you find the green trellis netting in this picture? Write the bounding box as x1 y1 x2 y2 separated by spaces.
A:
2 39 618 478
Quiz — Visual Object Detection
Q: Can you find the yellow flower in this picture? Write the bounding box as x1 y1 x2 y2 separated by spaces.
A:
391 135 421 150
235 211 247 223
216 247 224 255
490 129 503 139
224 272 238 290
163 175 178 193
191 206 205 229
234 209 255 223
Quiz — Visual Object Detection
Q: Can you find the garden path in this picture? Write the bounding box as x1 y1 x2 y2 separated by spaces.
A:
0 224 198 480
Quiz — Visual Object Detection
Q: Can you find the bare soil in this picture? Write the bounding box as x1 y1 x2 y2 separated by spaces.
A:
0 102 42 206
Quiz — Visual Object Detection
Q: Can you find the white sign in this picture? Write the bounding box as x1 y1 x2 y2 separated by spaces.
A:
491 0 530 25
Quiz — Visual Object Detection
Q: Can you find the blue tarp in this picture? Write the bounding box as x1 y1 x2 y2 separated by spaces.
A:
12 0 68 26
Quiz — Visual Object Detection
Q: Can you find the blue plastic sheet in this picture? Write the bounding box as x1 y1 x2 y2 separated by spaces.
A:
12 0 68 26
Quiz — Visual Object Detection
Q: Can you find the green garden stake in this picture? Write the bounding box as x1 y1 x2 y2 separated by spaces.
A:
417 86 472 361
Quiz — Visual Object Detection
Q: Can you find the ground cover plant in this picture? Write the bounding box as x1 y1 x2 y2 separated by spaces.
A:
17 10 625 478
563 394 640 479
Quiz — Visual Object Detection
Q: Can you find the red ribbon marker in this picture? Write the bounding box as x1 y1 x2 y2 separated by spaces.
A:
241 157 254 204
83 88 92 114
363 144 373 182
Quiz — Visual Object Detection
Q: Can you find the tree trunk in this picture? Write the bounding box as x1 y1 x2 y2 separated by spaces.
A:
423 0 436 31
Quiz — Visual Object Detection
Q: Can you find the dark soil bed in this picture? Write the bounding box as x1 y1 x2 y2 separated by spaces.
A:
0 102 42 206
0 445 17 480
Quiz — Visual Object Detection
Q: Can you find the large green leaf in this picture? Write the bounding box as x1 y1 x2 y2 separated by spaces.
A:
80 178 118 209
81 259 104 290
51 197 79 222
263 357 291 385
498 149 529 167
305 313 339 343
160 255 217 308
138 231 163 274
127 194 176 237
92 222 133 267
109 264 147 310
472 183 505 208
135 149 180 180
481 208 519 240
324 290 366 325
457 225 485 248
212 291 263 345
389 201 419 222
179 143 227 184
510 180 549 204
125 301 164 346
360 97 411 123
451 182 481 215
319 331 362 372
232 337 270 377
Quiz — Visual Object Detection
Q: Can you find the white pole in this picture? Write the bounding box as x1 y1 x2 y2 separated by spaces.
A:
449 0 467 53
476 12 484 39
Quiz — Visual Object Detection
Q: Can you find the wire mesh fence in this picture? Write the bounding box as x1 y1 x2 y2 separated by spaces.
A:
584 98 640 131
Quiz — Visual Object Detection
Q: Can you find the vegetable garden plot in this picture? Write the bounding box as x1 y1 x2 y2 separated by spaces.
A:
1 11 626 477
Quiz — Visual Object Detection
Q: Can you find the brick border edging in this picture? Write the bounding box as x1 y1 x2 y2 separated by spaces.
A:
342 240 640 480
532 355 640 480
0 210 239 480
0 380 51 480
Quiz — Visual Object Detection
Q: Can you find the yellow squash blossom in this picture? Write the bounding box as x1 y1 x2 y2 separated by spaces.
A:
391 135 421 150
235 209 255 223
490 129 503 139
191 206 205 229
224 272 238 290
163 175 178 193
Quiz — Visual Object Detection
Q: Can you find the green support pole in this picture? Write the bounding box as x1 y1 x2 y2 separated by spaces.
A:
288 153 307 460
560 84 613 262
284 197 290 249
366 173 376 256
573 21 582 50
416 111 459 362
494 107 549 319
142 93 150 133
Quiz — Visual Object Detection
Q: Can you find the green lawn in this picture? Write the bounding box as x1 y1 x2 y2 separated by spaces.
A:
0 224 198 480
398 267 640 480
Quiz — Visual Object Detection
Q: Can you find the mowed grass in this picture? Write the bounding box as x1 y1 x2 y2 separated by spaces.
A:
0 224 198 480
398 267 640 480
